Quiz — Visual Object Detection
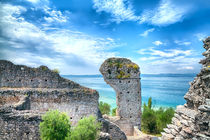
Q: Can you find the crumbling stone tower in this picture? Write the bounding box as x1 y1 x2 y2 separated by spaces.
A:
100 58 141 135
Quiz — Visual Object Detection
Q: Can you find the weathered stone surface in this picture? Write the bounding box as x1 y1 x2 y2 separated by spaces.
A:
0 106 43 140
98 132 112 140
0 88 99 125
161 37 210 140
100 58 141 136
0 60 82 89
0 60 128 140
99 118 127 140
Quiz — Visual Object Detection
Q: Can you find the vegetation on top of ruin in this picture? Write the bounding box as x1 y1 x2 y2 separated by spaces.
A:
141 97 175 135
52 68 60 74
104 58 139 79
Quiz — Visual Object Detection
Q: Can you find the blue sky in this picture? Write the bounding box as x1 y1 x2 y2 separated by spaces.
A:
0 0 209 74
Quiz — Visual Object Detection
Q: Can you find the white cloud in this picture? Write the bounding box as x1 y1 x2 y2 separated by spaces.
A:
174 40 191 46
139 56 160 61
194 33 207 41
136 47 200 74
0 2 120 74
92 0 140 23
43 7 69 23
26 0 40 3
140 0 190 26
177 66 194 70
153 40 163 46
137 48 192 58
139 28 155 37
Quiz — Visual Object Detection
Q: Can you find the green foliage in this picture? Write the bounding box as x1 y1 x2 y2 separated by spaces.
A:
112 107 117 116
99 101 111 115
141 98 175 134
52 68 60 74
39 110 71 140
148 97 152 109
70 116 101 140
40 66 48 71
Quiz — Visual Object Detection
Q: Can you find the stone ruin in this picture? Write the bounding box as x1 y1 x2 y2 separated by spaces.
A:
0 60 127 140
100 58 141 136
161 37 210 140
1 37 209 140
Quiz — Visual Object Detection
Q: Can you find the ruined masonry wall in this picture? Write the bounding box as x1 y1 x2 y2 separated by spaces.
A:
100 58 141 136
0 108 42 140
0 88 99 125
0 60 80 89
161 37 210 140
0 60 127 140
107 79 141 126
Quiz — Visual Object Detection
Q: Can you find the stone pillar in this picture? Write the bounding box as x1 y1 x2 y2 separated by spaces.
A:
100 58 141 135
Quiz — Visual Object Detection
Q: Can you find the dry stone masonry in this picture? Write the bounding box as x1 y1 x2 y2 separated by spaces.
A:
0 60 127 140
161 37 210 140
100 58 141 136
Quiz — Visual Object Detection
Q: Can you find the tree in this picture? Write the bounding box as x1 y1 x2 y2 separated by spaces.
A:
148 97 152 109
99 101 111 115
112 107 117 116
39 110 71 140
70 116 101 140
141 97 175 134
141 105 157 133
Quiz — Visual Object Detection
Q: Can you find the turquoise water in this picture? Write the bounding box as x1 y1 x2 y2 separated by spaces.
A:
63 74 196 109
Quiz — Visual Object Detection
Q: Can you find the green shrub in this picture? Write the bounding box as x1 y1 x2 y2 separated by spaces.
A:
70 116 101 140
52 68 60 74
39 110 71 140
112 107 117 116
142 102 157 133
99 101 111 115
141 98 175 134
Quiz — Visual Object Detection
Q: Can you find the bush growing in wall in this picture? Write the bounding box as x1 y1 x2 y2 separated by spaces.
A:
52 68 60 74
99 101 111 115
141 97 175 134
39 110 71 140
70 116 101 140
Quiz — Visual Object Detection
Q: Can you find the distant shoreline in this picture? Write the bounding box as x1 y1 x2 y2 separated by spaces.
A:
63 73 196 77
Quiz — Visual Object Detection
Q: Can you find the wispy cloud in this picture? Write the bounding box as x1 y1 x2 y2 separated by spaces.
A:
137 47 201 74
43 8 70 23
139 28 155 37
140 0 190 26
194 33 208 41
174 40 191 46
153 40 163 46
138 48 192 57
0 2 120 74
92 0 140 23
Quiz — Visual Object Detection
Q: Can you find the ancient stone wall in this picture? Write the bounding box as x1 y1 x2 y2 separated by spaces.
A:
100 58 141 136
0 60 100 125
0 60 80 89
0 60 127 140
0 106 42 140
161 37 210 140
0 88 99 125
